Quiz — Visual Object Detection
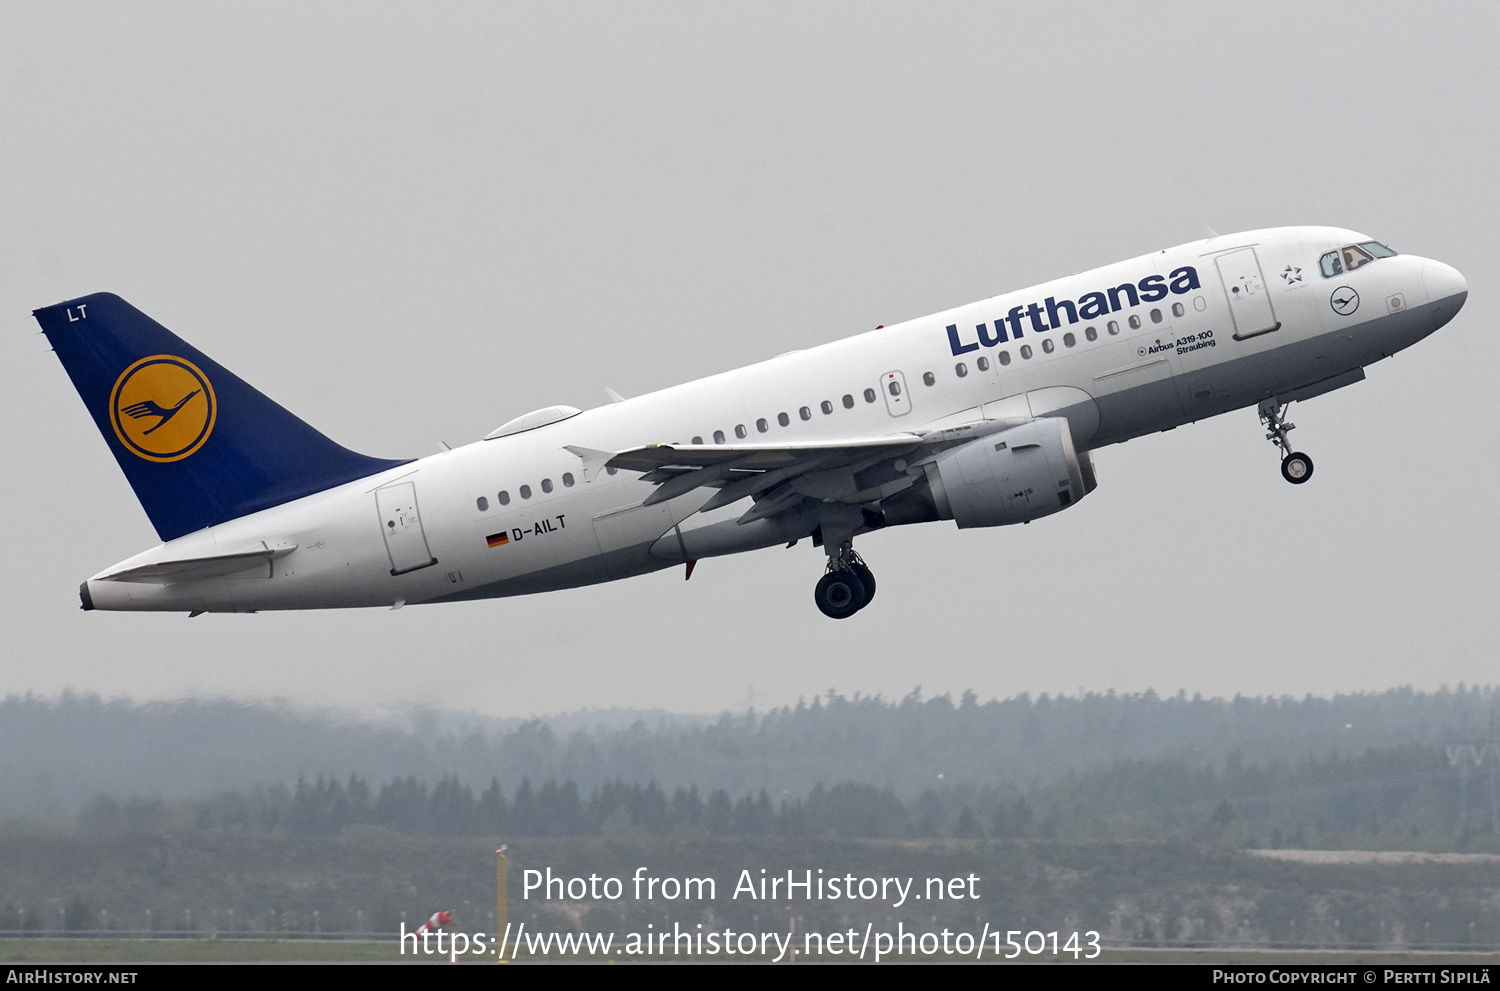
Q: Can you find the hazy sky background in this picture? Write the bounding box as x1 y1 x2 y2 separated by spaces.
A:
3 3 1496 719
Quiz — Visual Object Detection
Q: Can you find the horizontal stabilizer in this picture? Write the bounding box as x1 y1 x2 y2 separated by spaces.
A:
99 541 297 584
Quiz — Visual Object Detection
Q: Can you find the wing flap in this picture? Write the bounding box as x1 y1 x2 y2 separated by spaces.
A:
605 435 923 473
609 437 924 513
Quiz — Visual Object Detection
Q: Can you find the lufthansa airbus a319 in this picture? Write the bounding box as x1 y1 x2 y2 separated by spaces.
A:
36 226 1467 619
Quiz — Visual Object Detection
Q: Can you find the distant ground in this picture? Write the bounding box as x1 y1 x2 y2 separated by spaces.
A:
4 836 1497 957
1249 850 1500 865
0 939 404 963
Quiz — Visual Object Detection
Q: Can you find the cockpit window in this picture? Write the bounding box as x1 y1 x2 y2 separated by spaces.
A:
1320 241 1396 278
1341 244 1375 271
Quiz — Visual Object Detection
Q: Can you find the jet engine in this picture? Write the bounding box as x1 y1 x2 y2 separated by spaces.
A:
922 417 1096 528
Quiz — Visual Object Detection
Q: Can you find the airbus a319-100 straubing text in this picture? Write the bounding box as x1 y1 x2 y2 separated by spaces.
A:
37 227 1467 619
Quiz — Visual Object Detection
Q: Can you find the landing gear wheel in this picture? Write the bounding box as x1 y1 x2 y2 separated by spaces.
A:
815 569 867 619
1281 452 1314 484
849 562 876 605
1260 400 1314 486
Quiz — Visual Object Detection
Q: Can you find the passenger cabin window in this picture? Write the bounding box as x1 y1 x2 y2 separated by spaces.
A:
777 412 790 427
735 424 747 439
843 394 855 409
1063 332 1075 347
1107 320 1120 335
498 490 510 505
563 473 575 487
713 430 725 444
1041 338 1055 354
864 388 877 403
820 400 833 414
1085 326 1098 342
887 380 901 396
757 418 768 433
519 484 532 499
692 436 703 444
1128 315 1141 329
922 371 935 386
799 406 811 421
541 478 553 493
476 496 489 512
976 356 989 371
998 350 1011 365
1020 345 1033 360
954 362 967 378
1150 308 1162 323
1172 302 1184 317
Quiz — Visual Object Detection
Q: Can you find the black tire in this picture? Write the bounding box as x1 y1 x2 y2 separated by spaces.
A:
1281 452 1314 484
849 562 876 605
815 569 867 619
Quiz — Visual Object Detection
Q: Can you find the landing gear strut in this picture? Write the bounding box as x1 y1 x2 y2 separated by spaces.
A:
1258 399 1314 485
814 541 875 619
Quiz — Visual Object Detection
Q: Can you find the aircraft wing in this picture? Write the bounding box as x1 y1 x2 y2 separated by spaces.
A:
607 435 925 472
604 437 918 516
604 419 1019 522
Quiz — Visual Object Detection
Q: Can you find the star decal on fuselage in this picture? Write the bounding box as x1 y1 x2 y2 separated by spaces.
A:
1281 265 1303 284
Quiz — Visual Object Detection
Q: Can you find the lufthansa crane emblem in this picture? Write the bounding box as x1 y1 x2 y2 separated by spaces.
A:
109 355 217 462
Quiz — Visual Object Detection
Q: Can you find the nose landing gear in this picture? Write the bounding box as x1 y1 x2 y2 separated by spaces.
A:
1259 399 1314 485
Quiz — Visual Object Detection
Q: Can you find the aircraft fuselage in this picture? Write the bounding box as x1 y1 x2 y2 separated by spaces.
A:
58 226 1467 616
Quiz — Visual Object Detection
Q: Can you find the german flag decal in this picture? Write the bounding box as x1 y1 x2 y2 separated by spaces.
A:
486 531 510 548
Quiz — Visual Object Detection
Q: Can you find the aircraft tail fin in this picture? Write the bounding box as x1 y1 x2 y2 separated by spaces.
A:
35 292 409 541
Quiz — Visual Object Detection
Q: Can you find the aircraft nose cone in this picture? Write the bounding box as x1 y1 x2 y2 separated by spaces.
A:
1423 260 1468 305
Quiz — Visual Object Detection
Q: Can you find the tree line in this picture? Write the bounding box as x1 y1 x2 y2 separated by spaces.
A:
6 684 1498 819
76 741 1498 850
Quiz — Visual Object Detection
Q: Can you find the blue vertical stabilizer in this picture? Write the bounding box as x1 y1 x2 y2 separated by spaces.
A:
36 292 410 541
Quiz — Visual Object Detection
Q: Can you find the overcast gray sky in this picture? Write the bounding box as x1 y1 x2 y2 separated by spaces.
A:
4 3 1496 719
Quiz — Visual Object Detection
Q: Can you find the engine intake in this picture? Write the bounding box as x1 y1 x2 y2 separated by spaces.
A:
923 417 1095 528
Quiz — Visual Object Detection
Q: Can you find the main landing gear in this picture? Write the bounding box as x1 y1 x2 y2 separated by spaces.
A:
1258 398 1314 485
814 545 877 619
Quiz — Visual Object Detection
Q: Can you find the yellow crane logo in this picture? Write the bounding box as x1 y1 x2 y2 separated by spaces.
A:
109 355 217 462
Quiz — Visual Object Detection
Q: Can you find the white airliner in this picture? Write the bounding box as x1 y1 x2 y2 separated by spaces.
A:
37 226 1466 619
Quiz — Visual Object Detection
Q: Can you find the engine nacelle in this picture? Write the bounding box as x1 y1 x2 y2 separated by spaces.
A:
923 417 1096 528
